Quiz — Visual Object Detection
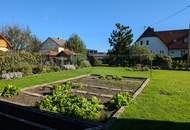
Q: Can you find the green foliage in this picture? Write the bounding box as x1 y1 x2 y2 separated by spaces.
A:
152 66 161 70
0 51 39 73
36 83 103 121
66 34 87 54
41 65 52 73
0 85 19 97
132 64 150 71
15 63 33 76
153 55 172 69
129 44 154 66
98 75 122 81
70 54 87 65
108 23 133 66
79 60 91 68
110 92 131 109
172 60 187 70
32 65 43 74
88 56 102 66
50 65 61 72
1 25 41 51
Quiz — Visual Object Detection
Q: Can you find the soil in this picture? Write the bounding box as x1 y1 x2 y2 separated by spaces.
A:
26 86 52 96
0 75 145 125
0 93 42 106
72 76 144 91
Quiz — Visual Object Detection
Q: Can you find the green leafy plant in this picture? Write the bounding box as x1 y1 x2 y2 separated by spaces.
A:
98 74 122 81
79 60 91 68
36 84 103 121
110 92 132 109
0 85 20 97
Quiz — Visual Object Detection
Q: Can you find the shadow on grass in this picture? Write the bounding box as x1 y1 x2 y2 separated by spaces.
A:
111 118 190 130
0 100 99 130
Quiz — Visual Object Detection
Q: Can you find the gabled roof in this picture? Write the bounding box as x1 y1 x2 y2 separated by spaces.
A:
50 37 66 47
41 37 66 47
0 33 12 48
136 27 189 49
57 49 75 57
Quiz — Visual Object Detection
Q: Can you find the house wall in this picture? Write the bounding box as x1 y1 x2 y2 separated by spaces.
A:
136 37 168 55
58 47 64 53
0 38 9 52
0 39 8 48
168 49 187 58
40 38 62 53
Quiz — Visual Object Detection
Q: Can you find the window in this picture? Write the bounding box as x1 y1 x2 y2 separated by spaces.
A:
140 41 143 45
146 40 149 45
160 50 164 54
184 38 188 43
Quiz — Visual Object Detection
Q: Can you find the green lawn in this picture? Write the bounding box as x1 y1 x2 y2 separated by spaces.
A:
92 67 190 130
0 67 190 130
0 68 92 88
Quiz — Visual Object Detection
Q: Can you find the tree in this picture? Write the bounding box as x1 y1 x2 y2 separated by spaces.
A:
66 34 87 54
28 36 41 52
108 23 133 66
1 25 41 52
129 44 154 66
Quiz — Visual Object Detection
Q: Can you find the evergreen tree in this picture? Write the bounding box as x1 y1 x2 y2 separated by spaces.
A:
108 23 133 66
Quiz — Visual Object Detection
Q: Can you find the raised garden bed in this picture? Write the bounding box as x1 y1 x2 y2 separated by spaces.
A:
0 74 149 130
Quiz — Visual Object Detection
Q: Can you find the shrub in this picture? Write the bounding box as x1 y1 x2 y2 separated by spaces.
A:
142 66 150 71
42 66 52 73
50 65 61 72
153 55 172 69
88 56 102 66
172 60 187 70
152 66 160 70
0 51 39 73
79 60 91 68
32 65 43 74
16 63 33 76
36 84 103 121
98 75 122 80
0 85 19 97
110 92 131 109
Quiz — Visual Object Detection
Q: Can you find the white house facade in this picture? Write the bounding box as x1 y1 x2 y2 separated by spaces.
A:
137 37 168 55
136 27 189 58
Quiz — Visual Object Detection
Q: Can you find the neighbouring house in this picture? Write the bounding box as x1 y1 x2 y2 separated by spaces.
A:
40 37 77 65
135 27 189 58
0 33 11 52
87 49 107 60
40 37 66 55
56 49 76 64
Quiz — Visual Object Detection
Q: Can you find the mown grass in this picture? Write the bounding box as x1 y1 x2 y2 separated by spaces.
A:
0 68 92 88
0 67 190 130
91 67 190 130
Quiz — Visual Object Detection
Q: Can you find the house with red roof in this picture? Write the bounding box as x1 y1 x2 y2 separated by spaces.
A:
136 27 189 58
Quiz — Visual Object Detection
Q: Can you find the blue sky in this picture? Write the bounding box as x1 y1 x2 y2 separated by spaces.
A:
0 0 190 51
